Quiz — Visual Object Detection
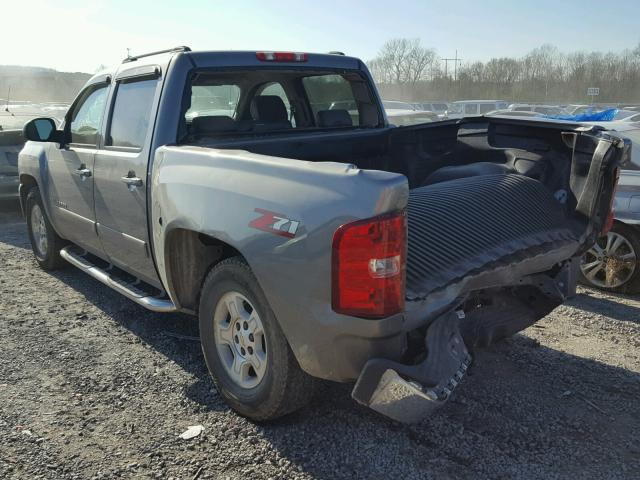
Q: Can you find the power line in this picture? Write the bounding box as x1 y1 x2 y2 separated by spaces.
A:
441 50 462 81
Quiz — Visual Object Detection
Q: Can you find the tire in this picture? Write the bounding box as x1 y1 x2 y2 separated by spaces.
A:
25 187 67 270
579 223 640 294
198 257 317 421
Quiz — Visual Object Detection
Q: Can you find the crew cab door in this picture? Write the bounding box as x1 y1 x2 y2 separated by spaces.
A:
46 80 109 254
93 68 161 286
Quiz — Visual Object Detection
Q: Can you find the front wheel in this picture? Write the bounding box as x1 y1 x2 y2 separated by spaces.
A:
25 187 67 270
580 223 640 294
199 257 317 421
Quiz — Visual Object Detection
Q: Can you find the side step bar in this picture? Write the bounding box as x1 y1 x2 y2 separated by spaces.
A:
60 246 177 313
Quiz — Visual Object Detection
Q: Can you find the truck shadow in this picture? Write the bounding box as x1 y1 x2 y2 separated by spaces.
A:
49 268 640 479
568 290 640 324
48 266 230 412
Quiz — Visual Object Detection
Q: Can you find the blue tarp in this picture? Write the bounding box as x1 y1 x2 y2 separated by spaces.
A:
543 108 618 122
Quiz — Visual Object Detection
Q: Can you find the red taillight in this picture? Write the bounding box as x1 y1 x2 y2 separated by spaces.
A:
332 211 406 319
256 51 308 62
602 167 621 235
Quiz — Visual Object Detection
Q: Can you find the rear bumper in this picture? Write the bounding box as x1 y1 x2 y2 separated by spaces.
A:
352 311 472 423
297 256 578 384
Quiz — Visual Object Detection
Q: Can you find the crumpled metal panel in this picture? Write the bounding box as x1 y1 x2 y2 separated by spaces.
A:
406 174 578 300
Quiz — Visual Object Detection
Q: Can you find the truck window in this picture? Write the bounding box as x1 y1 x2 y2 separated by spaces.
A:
258 83 294 125
182 69 379 138
303 74 358 124
107 79 158 149
186 85 240 120
69 85 108 145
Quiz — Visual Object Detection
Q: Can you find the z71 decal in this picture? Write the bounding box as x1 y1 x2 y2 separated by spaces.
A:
249 208 300 238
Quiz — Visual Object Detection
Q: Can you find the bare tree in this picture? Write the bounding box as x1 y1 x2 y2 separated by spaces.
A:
369 39 640 104
369 38 437 85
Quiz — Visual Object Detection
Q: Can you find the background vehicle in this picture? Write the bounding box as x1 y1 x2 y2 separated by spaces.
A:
565 104 598 115
414 101 449 119
507 103 564 115
580 121 640 293
382 100 438 125
19 48 625 423
447 100 508 118
484 109 543 118
0 129 22 200
614 110 640 122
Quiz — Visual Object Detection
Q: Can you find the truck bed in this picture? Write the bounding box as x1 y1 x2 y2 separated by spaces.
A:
405 173 580 300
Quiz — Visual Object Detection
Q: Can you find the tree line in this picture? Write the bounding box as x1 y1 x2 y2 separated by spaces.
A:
368 39 640 105
0 66 90 104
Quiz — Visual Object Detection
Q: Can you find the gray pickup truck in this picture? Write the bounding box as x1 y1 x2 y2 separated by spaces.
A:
18 47 629 423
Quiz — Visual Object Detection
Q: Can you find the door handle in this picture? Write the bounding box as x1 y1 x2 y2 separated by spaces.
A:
75 167 92 178
121 176 143 188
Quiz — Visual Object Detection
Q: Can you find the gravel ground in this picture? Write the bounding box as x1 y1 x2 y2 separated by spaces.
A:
1 199 639 480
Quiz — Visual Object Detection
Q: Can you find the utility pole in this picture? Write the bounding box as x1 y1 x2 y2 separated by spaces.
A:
441 50 462 81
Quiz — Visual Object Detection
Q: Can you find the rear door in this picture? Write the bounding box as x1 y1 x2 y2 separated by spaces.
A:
46 79 109 254
93 67 162 286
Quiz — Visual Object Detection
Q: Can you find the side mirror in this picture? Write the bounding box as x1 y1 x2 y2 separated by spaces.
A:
23 118 63 143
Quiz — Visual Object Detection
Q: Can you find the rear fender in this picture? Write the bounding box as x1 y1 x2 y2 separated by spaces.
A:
150 145 408 379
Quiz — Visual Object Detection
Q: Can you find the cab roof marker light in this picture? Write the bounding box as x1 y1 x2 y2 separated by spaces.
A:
256 52 308 62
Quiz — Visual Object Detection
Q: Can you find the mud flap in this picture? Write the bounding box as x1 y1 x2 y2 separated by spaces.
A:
352 311 472 423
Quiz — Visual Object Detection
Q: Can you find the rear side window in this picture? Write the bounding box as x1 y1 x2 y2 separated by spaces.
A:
69 86 108 145
107 79 158 149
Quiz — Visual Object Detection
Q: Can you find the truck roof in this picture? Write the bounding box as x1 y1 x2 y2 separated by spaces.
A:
88 48 364 86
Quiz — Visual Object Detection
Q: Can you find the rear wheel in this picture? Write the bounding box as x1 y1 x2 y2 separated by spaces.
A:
580 223 640 294
199 257 317 421
25 187 67 270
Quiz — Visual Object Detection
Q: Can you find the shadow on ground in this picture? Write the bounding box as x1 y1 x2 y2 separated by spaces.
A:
569 290 640 323
48 263 640 479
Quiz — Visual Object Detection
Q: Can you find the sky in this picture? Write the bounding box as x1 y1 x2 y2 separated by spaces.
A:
2 0 639 73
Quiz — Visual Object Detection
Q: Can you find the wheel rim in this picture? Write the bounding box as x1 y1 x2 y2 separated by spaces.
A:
213 291 268 389
30 204 48 257
581 231 637 288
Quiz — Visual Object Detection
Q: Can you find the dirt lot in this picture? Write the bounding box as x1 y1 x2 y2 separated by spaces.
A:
1 200 639 480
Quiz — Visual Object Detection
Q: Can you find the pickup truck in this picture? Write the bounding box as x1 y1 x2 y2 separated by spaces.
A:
19 47 630 423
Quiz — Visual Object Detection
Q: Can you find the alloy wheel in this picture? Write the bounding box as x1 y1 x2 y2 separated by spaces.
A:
581 231 637 289
213 291 268 389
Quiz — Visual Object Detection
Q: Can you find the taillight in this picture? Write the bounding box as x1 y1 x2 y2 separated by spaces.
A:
602 167 620 235
332 211 406 318
256 51 308 62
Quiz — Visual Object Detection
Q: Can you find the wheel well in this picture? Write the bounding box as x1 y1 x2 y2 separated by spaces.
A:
164 229 243 311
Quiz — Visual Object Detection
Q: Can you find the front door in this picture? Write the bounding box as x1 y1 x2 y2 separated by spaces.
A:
94 74 161 286
46 82 109 254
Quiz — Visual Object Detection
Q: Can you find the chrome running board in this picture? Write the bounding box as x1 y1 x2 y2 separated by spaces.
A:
60 246 176 312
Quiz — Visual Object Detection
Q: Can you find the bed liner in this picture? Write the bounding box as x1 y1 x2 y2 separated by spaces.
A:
405 174 581 301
